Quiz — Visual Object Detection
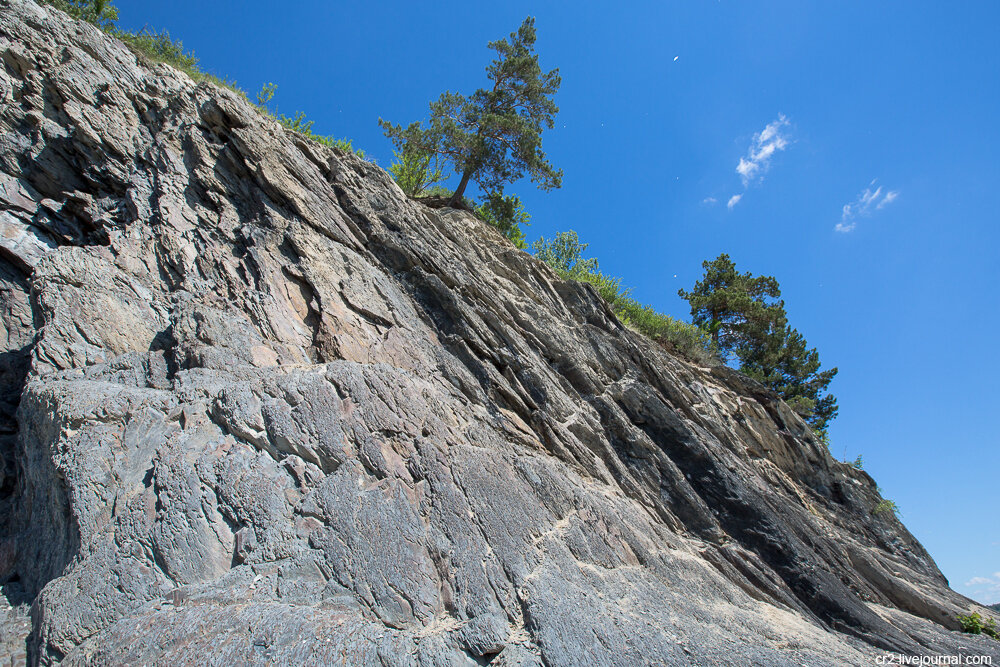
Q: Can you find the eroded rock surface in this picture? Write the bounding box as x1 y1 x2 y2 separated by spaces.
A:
0 1 997 664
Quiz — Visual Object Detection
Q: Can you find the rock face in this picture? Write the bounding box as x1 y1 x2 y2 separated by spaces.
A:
0 2 997 664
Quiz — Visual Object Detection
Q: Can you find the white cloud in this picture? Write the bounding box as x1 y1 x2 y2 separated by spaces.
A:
963 572 1000 604
836 179 899 233
877 190 898 209
727 194 742 209
702 197 717 205
736 115 791 186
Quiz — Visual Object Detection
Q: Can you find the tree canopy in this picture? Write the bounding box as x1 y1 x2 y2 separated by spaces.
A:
379 17 562 206
679 254 838 432
677 254 783 357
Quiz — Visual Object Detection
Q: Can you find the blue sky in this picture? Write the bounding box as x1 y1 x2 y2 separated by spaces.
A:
117 1 1000 604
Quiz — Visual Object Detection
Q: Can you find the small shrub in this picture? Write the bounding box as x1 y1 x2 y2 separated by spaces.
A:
256 82 277 109
873 499 899 517
531 231 598 277
851 455 864 470
420 185 452 198
962 613 1000 640
958 612 985 634
390 146 444 197
475 193 529 249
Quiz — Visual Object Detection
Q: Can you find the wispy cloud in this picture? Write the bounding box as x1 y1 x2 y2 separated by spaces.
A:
702 197 717 205
878 190 898 209
737 115 791 186
836 179 900 232
727 194 742 210
963 572 1000 604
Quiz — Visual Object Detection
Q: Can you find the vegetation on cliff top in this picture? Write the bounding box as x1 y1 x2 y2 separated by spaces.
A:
379 17 563 207
679 254 838 432
532 232 716 363
39 0 367 159
45 0 835 431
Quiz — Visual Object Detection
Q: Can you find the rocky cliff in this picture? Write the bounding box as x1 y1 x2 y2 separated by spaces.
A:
0 2 997 664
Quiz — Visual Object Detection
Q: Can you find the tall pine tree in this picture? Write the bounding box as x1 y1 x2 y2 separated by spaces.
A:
679 254 838 432
379 17 562 207
677 254 784 359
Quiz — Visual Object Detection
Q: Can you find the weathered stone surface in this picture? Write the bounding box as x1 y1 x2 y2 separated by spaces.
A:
0 1 997 664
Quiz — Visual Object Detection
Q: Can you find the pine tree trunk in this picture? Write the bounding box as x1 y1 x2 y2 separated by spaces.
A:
449 170 473 207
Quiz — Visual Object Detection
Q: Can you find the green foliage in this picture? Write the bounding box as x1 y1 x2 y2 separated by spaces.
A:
475 193 529 249
532 232 716 364
851 455 864 470
958 612 984 634
816 430 832 451
678 254 784 358
380 17 562 205
116 28 200 74
421 185 454 198
256 82 277 108
40 0 118 31
41 3 365 157
254 86 367 158
679 254 838 432
531 231 597 277
957 612 999 640
390 146 444 197
873 498 899 517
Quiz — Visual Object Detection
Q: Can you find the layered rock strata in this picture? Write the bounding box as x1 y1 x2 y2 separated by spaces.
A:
0 1 997 664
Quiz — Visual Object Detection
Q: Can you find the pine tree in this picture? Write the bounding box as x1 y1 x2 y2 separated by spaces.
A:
679 254 838 432
740 319 839 431
379 17 562 207
677 254 784 359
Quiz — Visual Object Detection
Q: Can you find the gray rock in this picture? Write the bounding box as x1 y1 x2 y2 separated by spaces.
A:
0 1 997 664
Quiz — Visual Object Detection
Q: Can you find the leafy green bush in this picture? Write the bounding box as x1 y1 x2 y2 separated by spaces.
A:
532 231 598 277
957 612 998 640
531 231 716 364
851 455 864 470
390 146 444 197
958 612 984 634
475 193 529 249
